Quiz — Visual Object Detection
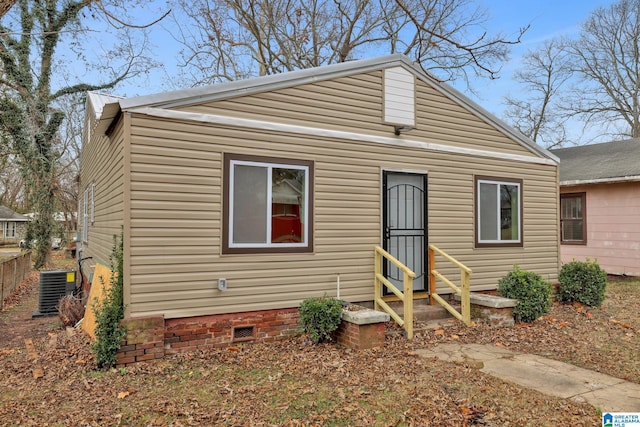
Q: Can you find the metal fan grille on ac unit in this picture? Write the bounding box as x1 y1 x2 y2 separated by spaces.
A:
32 270 76 318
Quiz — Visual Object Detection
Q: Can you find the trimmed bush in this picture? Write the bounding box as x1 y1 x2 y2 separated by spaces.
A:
299 295 343 343
557 260 607 307
498 266 552 323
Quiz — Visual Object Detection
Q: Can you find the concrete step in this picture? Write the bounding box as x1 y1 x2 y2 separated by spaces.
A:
385 299 459 322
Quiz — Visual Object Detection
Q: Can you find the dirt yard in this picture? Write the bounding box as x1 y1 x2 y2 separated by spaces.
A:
1 254 637 426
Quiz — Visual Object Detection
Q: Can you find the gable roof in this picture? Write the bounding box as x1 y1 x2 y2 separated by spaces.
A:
86 54 557 163
0 205 29 221
551 138 640 185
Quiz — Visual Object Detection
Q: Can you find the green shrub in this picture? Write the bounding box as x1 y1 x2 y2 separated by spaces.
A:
498 266 552 323
92 232 126 369
299 295 343 343
557 260 607 307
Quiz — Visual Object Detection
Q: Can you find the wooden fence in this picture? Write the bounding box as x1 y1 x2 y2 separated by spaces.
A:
0 251 32 310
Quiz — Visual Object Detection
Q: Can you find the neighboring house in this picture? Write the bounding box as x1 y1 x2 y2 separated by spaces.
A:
552 139 640 276
0 205 29 246
80 54 560 351
24 211 77 229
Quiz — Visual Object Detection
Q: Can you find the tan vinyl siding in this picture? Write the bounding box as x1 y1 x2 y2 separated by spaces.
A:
177 71 535 158
178 73 384 135
79 120 125 267
127 112 558 319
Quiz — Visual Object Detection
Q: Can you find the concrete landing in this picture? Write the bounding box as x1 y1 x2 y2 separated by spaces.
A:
413 343 640 412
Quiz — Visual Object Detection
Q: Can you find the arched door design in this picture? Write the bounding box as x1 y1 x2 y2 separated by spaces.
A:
382 171 428 293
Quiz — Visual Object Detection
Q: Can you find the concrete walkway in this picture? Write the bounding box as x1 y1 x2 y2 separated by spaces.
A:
413 343 640 412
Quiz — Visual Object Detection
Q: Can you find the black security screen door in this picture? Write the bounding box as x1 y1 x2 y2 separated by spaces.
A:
382 171 428 294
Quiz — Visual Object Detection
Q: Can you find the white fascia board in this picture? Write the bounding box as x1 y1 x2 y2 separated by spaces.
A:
128 106 557 167
86 92 123 117
120 54 410 110
560 175 640 186
86 91 124 136
400 63 559 164
109 54 557 165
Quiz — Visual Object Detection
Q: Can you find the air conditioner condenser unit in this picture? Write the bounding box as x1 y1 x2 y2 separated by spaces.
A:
32 270 76 318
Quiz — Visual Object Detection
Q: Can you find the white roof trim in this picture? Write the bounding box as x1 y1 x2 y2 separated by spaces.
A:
398 62 559 164
130 106 557 166
86 92 123 136
92 54 557 164
560 175 640 186
119 55 411 110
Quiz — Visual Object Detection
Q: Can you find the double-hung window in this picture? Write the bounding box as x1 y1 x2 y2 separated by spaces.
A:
475 176 522 247
82 187 89 243
3 222 16 238
223 154 313 254
560 193 586 244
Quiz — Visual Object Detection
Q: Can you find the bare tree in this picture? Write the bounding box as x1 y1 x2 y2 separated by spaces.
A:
503 38 573 148
567 0 640 139
0 154 27 210
0 0 162 268
171 0 528 88
395 0 528 84
0 0 17 18
52 93 85 241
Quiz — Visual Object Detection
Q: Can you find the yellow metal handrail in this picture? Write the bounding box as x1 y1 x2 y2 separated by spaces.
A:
428 244 472 326
374 246 416 339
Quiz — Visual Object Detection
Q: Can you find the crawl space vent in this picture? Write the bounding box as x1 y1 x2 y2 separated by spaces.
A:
33 270 76 318
232 325 256 342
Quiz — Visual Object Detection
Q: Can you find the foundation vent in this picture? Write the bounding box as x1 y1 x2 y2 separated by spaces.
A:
232 325 256 342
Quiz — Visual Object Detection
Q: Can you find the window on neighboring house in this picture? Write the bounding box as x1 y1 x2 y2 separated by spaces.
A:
3 222 16 238
560 192 586 244
475 176 523 247
223 153 313 254
83 186 89 242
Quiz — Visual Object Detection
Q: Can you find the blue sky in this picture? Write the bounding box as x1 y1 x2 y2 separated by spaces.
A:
462 0 615 115
111 0 616 139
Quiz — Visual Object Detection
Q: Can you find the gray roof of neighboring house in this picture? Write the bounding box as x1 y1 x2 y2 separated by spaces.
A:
0 205 30 221
551 138 640 184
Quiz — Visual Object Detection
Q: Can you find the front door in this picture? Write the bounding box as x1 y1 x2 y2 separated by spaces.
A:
382 171 428 294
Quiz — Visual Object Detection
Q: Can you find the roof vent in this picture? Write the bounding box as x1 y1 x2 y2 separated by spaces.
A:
33 270 76 318
384 66 415 128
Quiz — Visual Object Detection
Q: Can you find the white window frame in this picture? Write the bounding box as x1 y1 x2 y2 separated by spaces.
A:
91 183 95 224
476 177 522 246
83 187 89 242
228 159 310 250
3 222 16 238
560 192 586 244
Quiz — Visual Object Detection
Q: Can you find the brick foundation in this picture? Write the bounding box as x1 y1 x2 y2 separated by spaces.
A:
333 321 386 350
116 308 300 367
116 316 165 366
333 306 390 350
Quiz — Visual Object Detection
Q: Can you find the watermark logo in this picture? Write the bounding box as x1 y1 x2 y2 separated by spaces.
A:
603 413 640 427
